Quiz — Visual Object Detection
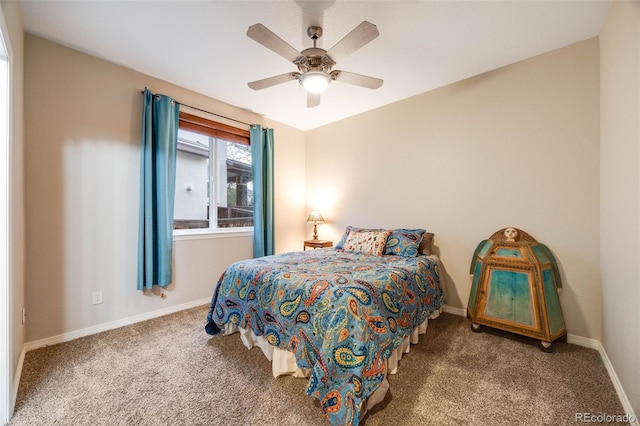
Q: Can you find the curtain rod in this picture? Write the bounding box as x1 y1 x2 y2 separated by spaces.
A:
141 90 254 128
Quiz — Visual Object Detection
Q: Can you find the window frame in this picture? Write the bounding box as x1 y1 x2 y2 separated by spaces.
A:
173 112 253 239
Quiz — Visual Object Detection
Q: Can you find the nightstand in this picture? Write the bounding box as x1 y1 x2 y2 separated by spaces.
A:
303 240 333 251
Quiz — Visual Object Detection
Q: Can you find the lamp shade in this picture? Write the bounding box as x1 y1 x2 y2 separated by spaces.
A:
299 71 331 93
307 210 324 223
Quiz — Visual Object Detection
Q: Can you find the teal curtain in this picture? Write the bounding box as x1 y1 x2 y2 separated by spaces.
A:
137 88 180 290
250 125 275 257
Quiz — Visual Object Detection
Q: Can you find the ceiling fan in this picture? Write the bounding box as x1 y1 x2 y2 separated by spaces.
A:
247 21 383 108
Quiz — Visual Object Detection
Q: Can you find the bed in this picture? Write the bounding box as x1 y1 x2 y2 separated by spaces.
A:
204 227 445 425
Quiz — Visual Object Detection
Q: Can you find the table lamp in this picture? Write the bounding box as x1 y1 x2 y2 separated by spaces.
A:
306 210 324 240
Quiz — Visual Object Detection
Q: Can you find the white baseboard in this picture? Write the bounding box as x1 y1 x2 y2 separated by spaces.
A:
11 346 24 417
442 304 466 317
566 333 599 349
24 298 210 352
592 340 638 425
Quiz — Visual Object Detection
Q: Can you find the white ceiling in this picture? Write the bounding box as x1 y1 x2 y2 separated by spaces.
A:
20 0 611 131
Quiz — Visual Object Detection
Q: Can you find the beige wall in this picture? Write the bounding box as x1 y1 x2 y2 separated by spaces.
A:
600 0 640 416
306 38 601 340
270 116 307 251
23 34 306 342
1 0 25 416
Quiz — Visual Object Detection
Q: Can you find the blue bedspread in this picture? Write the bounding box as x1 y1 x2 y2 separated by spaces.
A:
205 249 444 425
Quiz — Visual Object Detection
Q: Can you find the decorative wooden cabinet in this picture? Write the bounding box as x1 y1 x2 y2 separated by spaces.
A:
467 228 566 352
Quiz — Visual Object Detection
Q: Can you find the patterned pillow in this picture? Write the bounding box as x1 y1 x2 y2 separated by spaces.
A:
419 232 434 256
343 230 390 256
384 229 426 257
335 226 380 249
335 226 352 249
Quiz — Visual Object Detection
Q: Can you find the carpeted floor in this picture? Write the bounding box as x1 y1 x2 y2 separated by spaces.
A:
9 306 625 425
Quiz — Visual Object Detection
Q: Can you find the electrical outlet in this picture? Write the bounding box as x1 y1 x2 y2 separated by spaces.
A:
22 307 26 325
92 291 103 305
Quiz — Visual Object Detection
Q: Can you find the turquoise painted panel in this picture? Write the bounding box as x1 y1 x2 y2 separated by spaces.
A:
542 268 565 334
478 241 492 258
468 261 483 312
495 248 523 258
484 270 534 327
532 245 550 264
535 244 563 288
470 240 492 274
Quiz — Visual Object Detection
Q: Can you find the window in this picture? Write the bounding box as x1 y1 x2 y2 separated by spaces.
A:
174 112 253 232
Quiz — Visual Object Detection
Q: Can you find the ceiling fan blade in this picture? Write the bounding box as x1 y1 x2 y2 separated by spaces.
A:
326 21 379 63
332 70 383 89
307 92 320 108
248 73 299 90
247 24 302 63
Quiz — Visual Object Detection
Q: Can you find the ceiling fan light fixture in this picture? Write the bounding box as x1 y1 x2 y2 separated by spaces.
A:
299 71 331 93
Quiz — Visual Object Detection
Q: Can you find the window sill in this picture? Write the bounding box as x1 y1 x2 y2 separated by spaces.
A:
173 228 253 242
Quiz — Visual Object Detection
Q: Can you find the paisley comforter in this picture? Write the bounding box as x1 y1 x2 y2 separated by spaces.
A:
204 249 444 425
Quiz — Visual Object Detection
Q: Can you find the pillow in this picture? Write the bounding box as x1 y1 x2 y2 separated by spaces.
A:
335 226 353 249
419 232 434 256
343 230 390 256
335 226 380 249
384 229 426 257
336 226 433 256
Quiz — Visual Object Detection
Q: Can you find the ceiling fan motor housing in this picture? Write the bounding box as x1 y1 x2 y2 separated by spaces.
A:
296 48 335 73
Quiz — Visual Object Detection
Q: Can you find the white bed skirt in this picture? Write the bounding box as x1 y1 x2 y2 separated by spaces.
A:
223 308 442 412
